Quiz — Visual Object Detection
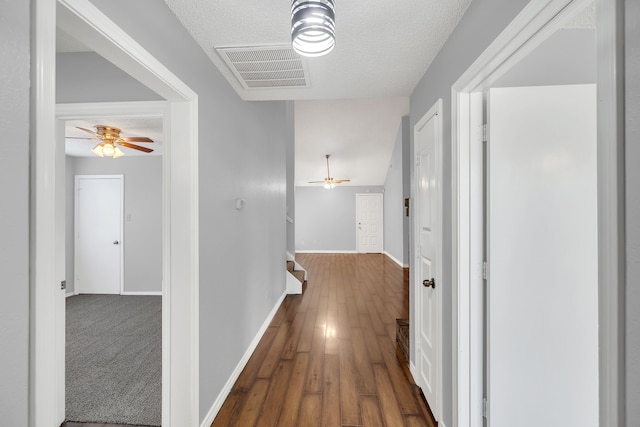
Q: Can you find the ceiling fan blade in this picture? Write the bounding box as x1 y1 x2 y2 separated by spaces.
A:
76 126 99 136
308 180 329 184
118 141 154 153
121 136 154 143
333 179 350 183
66 136 98 140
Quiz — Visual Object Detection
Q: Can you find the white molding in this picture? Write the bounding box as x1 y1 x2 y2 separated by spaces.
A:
34 1 200 426
412 99 444 422
450 1 617 426
596 0 626 425
383 251 408 268
286 251 296 261
200 291 288 427
296 250 358 254
121 291 163 296
65 291 79 298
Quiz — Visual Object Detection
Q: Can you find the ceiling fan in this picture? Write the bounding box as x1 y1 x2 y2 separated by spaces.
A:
67 125 154 158
308 154 350 189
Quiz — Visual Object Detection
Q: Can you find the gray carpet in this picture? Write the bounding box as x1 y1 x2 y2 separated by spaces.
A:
66 295 161 426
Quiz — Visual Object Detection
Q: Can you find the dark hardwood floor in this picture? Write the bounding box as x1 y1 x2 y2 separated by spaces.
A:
212 253 436 427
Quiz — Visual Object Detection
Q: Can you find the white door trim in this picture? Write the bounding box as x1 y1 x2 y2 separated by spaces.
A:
32 1 200 426
411 99 443 421
74 174 124 295
450 0 624 426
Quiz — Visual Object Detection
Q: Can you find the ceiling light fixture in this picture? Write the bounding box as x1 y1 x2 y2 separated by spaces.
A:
291 0 336 57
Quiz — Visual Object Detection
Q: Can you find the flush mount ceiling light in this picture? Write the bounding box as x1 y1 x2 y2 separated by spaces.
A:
291 0 336 57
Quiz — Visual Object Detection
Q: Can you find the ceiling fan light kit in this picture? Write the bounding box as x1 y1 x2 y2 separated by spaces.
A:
291 0 336 57
70 125 155 158
308 154 350 189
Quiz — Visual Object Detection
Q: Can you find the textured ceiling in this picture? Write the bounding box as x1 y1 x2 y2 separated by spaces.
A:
57 1 473 182
65 117 163 157
162 0 472 101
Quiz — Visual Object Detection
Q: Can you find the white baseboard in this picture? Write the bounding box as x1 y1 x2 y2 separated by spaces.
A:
383 251 408 268
295 250 358 254
286 251 296 261
121 291 162 296
65 291 79 298
200 290 287 427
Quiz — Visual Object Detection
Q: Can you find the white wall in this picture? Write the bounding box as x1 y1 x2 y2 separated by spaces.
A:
0 0 30 422
383 116 410 266
286 101 296 256
66 156 163 294
295 186 384 252
627 0 640 423
492 29 596 88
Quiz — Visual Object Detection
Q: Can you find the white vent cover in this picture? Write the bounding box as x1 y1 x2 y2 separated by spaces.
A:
216 45 310 90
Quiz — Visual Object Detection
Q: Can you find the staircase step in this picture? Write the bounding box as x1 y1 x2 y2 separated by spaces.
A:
287 260 294 273
291 270 305 283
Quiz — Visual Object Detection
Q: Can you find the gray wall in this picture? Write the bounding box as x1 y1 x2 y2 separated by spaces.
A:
295 186 384 252
286 101 296 256
409 1 530 425
493 29 596 87
66 156 163 294
627 0 639 423
0 0 30 423
86 1 288 421
383 116 410 266
57 52 163 103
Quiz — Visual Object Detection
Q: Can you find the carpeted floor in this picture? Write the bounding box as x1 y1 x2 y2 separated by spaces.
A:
66 295 161 426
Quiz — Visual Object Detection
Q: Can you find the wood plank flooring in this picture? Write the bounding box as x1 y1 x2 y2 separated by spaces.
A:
212 253 436 427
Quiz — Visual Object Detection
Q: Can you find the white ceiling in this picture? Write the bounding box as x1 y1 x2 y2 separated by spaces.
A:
65 118 163 157
162 0 472 101
57 1 474 183
295 97 409 186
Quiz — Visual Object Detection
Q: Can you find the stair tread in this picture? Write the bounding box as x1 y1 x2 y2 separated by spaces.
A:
291 270 305 283
286 261 294 273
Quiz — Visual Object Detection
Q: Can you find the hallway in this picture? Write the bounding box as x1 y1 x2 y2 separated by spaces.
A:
212 253 435 427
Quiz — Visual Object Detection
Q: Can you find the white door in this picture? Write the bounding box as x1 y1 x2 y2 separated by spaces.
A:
487 85 598 426
356 193 383 253
414 101 442 419
75 175 123 294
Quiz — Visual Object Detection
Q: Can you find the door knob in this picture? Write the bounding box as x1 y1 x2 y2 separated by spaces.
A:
113 240 119 245
422 278 435 288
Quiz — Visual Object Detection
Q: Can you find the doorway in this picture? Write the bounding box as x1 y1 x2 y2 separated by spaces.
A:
32 1 199 426
451 0 623 425
356 193 384 253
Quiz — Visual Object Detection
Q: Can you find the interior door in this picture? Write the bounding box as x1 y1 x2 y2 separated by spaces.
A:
487 84 598 426
75 175 123 294
414 104 441 418
356 193 383 253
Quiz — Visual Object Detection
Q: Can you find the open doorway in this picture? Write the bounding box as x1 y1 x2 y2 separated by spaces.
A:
31 1 199 426
451 0 623 425
61 107 165 424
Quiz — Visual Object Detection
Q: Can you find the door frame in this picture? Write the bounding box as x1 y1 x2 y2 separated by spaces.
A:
74 174 125 295
451 0 625 426
32 1 200 426
411 99 443 420
355 193 384 253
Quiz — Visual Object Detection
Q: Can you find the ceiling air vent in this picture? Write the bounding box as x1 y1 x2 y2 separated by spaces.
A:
216 45 310 90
